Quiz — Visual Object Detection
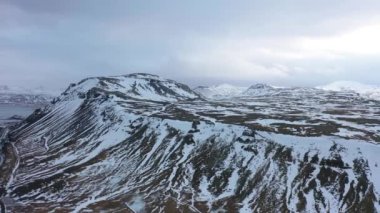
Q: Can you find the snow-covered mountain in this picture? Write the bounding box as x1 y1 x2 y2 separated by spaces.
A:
58 73 201 103
194 83 278 99
196 81 380 102
194 84 247 99
241 83 275 96
317 81 380 101
0 74 379 212
0 85 55 106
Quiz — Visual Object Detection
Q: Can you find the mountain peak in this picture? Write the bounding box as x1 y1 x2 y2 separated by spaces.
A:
123 73 161 79
241 83 275 96
247 83 273 90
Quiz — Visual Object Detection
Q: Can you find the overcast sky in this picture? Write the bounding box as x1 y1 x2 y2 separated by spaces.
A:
1 0 380 90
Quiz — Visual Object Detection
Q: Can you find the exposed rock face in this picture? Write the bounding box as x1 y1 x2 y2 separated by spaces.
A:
0 74 379 212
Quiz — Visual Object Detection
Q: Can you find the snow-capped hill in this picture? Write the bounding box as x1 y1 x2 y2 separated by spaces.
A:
59 73 201 103
247 83 273 90
242 83 275 96
193 84 247 99
317 81 380 100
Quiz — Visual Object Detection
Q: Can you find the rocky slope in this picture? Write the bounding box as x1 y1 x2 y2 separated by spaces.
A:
0 73 379 212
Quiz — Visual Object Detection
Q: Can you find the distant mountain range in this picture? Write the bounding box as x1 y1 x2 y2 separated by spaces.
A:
0 85 56 106
2 80 379 105
194 81 380 101
317 81 380 101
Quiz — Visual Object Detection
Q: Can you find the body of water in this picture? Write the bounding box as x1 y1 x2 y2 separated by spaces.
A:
0 104 36 120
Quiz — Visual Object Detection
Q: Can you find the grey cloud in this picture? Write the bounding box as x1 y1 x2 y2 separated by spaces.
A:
1 0 380 90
